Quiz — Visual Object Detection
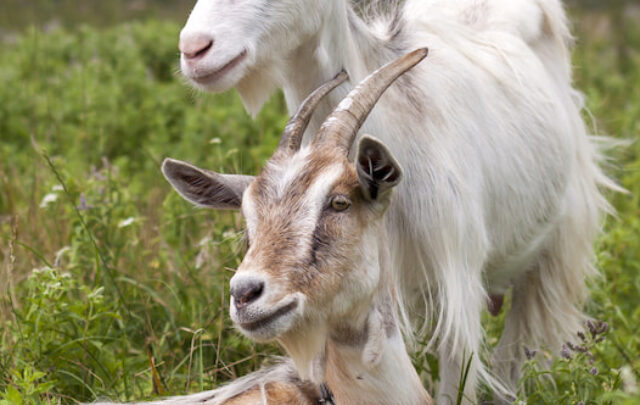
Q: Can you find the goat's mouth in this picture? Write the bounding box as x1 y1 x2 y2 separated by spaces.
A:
236 299 299 336
189 50 248 85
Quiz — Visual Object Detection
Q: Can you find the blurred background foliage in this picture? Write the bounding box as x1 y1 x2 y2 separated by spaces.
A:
0 1 638 404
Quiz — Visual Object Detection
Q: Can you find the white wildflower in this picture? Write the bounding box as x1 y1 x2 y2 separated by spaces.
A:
118 217 135 228
40 193 58 208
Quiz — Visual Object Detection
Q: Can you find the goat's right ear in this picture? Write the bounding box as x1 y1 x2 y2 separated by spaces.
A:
355 135 403 201
162 158 254 210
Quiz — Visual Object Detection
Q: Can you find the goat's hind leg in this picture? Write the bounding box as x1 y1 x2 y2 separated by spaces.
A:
492 228 594 398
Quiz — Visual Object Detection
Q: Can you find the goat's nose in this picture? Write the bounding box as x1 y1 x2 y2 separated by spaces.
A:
230 278 264 308
179 33 214 60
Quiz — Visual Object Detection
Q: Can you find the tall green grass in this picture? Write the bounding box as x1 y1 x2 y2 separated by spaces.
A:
0 8 639 404
0 21 286 403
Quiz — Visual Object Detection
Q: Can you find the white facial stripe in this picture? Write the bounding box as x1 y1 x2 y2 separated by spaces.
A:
303 164 343 221
274 147 312 196
241 148 344 264
294 164 344 253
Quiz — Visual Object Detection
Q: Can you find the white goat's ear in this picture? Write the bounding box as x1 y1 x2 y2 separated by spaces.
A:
356 135 402 201
162 158 254 210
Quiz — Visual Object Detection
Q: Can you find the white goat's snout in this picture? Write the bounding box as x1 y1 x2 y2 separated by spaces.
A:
179 24 250 91
179 31 214 61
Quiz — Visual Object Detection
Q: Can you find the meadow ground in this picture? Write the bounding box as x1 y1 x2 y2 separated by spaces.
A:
0 3 639 404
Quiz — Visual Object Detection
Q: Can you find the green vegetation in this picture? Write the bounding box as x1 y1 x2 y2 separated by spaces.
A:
0 6 639 405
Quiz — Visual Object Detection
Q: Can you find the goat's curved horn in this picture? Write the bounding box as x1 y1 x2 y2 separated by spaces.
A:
315 48 428 154
277 71 348 153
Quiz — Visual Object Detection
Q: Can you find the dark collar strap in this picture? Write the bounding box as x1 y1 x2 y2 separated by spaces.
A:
318 383 335 405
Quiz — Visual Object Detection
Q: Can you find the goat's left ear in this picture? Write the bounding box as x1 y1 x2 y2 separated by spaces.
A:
356 135 403 201
162 158 254 210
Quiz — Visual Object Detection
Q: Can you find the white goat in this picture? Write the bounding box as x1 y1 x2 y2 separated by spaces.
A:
163 50 433 405
178 0 613 401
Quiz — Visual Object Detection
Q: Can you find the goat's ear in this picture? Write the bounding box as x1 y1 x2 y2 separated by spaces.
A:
162 158 254 210
356 135 403 201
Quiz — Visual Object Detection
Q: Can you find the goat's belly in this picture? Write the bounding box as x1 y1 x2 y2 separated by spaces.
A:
483 215 558 295
484 252 540 295
479 145 572 294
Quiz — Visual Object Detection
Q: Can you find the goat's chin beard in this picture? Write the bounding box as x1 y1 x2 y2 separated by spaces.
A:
184 54 282 118
236 65 281 118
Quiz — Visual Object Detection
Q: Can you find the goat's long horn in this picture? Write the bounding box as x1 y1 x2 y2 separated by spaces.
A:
314 48 428 154
277 71 348 153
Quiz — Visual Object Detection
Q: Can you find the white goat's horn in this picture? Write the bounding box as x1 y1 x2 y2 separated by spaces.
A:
315 48 428 154
277 71 348 153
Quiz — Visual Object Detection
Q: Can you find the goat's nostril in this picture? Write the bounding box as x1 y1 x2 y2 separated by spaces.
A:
180 36 214 60
193 40 213 58
231 280 264 308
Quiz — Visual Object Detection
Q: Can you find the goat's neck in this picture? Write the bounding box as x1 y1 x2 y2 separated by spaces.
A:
292 230 431 405
237 2 397 134
276 226 431 405
322 288 431 405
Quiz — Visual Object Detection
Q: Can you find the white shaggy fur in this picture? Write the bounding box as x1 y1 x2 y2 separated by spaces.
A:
180 0 615 402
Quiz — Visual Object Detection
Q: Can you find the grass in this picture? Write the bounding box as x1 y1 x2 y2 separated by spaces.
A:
0 5 639 405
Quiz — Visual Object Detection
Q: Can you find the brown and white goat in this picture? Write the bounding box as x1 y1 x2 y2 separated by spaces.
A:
162 50 433 405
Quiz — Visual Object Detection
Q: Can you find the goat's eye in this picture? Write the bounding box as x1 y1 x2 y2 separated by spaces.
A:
330 195 351 211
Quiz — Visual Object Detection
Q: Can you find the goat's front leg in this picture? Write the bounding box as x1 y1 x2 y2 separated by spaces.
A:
437 320 482 405
433 268 486 405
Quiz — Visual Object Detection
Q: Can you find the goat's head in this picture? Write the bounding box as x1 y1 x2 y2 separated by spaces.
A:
179 0 333 93
164 50 427 345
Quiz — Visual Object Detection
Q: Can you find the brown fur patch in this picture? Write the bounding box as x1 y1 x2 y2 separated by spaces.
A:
224 380 319 405
224 386 262 405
